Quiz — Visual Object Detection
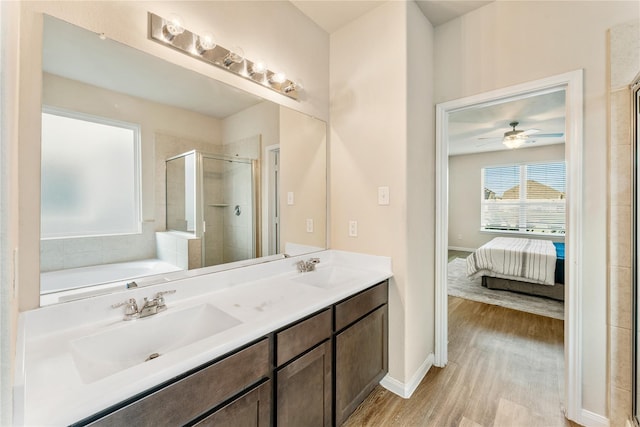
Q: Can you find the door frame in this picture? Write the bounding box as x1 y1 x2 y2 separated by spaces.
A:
434 70 583 421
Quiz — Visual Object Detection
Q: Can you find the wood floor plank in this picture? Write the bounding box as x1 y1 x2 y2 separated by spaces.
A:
342 296 581 427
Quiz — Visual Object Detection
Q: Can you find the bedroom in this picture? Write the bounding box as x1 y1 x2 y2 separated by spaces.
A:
447 88 567 318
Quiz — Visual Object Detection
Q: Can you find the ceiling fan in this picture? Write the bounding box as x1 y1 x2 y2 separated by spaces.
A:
478 121 564 149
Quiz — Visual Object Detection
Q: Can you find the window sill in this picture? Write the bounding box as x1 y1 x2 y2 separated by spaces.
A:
479 229 566 240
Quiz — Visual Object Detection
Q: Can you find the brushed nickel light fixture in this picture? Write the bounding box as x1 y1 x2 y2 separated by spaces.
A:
148 12 301 100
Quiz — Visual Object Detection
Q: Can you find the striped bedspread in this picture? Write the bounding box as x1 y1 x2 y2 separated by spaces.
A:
466 237 557 286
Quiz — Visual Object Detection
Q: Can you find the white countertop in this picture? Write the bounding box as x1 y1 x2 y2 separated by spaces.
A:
14 250 392 426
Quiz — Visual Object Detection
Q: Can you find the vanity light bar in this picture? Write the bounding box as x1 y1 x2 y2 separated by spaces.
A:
148 12 300 100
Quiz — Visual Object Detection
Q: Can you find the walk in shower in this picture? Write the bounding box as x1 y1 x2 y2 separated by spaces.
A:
166 150 260 267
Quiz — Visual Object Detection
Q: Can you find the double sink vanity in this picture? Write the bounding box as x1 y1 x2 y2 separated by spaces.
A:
14 250 392 426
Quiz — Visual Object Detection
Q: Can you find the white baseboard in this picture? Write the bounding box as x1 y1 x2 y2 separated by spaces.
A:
448 246 476 252
380 353 434 399
578 409 609 427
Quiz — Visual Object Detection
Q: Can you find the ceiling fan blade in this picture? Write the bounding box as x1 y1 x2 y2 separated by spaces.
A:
532 132 564 138
522 128 540 136
475 140 497 147
477 136 502 140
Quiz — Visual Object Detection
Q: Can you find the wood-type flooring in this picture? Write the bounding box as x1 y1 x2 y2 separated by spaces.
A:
342 296 581 427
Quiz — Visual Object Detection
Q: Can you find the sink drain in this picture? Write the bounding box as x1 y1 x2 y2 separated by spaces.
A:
145 352 160 362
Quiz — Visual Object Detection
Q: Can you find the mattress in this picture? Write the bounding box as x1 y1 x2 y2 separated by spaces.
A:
467 237 557 286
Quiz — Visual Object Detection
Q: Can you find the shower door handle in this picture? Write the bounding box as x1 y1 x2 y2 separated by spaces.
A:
202 221 206 233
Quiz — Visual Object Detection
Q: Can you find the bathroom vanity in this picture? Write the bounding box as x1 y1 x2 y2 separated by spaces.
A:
14 250 392 426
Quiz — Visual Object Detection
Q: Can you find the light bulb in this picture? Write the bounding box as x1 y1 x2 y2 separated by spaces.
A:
163 14 185 41
196 33 216 54
271 72 287 84
251 60 267 75
223 46 245 67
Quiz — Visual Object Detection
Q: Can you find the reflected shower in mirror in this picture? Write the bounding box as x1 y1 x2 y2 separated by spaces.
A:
40 15 326 305
165 151 260 268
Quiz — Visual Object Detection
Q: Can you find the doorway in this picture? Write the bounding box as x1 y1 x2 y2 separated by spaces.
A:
434 70 584 421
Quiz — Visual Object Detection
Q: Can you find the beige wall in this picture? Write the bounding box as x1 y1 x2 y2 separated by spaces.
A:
280 107 327 251
435 1 639 416
15 1 329 311
330 1 434 385
406 0 436 385
449 144 566 250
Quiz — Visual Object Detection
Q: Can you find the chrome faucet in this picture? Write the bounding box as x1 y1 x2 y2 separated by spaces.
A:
296 257 321 273
112 290 176 320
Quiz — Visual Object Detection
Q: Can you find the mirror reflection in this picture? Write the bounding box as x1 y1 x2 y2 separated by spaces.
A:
40 15 326 305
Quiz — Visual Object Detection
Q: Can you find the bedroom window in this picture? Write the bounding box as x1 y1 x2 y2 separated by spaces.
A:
41 108 141 239
481 161 566 235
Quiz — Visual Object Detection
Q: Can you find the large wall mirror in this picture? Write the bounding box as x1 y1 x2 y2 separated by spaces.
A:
40 15 327 305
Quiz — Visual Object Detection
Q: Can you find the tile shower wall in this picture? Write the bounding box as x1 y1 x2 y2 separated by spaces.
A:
607 19 639 427
155 231 201 270
40 221 157 272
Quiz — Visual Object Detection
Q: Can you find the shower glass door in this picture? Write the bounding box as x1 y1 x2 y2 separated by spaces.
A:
201 155 258 267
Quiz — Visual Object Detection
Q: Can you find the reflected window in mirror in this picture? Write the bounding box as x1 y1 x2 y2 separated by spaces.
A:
41 108 141 239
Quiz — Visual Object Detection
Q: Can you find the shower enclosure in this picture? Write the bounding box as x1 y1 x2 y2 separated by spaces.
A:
165 150 260 267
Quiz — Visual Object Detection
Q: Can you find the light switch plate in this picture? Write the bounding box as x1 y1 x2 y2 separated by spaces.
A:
348 220 358 237
378 186 390 205
287 191 294 205
306 218 314 233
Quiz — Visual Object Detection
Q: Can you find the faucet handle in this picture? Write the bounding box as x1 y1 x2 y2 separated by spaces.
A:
156 289 176 297
155 289 176 310
112 298 139 320
309 258 320 264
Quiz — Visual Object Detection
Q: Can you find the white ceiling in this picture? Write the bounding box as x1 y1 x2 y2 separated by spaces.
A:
290 0 493 33
448 90 566 156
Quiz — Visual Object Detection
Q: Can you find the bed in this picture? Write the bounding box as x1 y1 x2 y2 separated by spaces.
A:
466 237 565 301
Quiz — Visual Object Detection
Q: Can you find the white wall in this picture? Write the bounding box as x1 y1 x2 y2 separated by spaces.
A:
449 144 566 250
16 0 329 311
435 0 640 417
330 1 434 389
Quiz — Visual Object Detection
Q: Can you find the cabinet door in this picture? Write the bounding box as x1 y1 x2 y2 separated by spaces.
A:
277 340 332 427
194 380 271 427
335 305 388 426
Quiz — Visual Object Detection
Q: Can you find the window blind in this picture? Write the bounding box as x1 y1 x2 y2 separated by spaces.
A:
481 162 566 234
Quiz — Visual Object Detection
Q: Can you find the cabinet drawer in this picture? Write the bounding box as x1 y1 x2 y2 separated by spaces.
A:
335 281 388 332
276 308 332 366
87 338 270 427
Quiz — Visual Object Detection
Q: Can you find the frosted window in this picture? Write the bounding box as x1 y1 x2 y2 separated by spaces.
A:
481 162 566 235
41 111 140 238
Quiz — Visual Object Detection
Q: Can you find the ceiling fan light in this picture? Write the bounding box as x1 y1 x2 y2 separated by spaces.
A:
503 134 526 149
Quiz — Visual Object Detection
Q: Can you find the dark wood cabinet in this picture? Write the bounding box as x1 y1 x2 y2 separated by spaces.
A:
194 380 272 427
334 282 388 426
275 309 333 427
277 340 332 427
81 338 271 427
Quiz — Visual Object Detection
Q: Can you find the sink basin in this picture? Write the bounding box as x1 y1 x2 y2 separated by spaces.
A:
70 304 241 384
291 266 359 289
